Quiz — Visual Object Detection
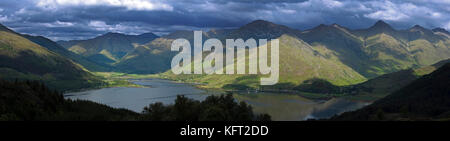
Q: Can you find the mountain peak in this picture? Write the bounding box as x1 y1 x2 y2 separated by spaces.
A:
138 32 158 38
432 28 450 34
162 30 197 39
247 20 273 25
231 20 299 39
139 32 157 36
309 24 330 31
366 20 395 34
331 23 340 27
412 24 423 28
98 32 128 39
318 24 327 27
372 20 392 29
103 32 123 36
409 25 434 36
241 20 280 29
410 25 426 30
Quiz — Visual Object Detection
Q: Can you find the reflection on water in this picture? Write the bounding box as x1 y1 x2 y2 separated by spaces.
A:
64 79 217 113
234 94 369 121
65 79 369 120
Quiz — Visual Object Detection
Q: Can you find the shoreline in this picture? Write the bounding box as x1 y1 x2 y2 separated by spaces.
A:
77 72 379 102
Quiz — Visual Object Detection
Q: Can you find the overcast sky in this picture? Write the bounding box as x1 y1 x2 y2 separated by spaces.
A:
0 0 449 41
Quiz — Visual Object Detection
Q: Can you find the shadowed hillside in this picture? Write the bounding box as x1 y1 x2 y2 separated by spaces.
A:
0 23 102 91
331 63 450 120
23 35 112 72
65 32 159 65
0 80 139 121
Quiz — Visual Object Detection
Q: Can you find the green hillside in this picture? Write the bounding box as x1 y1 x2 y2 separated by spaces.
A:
114 44 175 74
114 29 232 74
23 35 112 72
0 23 102 91
158 20 450 91
294 59 450 100
56 40 83 49
300 20 450 78
332 62 450 121
161 34 367 89
66 32 158 65
113 31 189 74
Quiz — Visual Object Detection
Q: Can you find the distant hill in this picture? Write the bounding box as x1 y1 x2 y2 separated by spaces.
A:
57 40 83 49
224 20 301 40
23 35 112 72
331 63 450 120
114 29 237 74
113 31 193 73
65 32 158 65
300 20 450 78
0 23 102 91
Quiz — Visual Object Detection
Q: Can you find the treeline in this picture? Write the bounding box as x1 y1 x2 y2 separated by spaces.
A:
225 78 350 94
0 80 138 120
142 94 271 121
0 80 270 121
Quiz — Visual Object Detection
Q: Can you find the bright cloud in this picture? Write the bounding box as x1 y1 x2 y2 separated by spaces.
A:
41 21 74 27
364 0 409 21
88 20 145 33
363 0 446 22
0 15 9 22
445 22 450 30
36 0 173 11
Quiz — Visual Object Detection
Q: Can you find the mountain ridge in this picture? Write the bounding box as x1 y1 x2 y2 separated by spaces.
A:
65 32 159 65
0 24 102 91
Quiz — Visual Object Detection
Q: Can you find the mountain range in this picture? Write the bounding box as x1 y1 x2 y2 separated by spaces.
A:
1 19 449 91
58 32 159 66
159 20 450 89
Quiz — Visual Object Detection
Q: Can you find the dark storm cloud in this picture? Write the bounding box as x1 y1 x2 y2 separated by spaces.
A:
0 0 449 40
